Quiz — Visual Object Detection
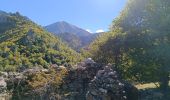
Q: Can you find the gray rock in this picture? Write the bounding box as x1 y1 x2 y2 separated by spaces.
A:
0 77 7 93
86 65 127 100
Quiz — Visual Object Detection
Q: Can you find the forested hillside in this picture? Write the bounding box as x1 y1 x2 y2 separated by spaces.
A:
0 12 82 71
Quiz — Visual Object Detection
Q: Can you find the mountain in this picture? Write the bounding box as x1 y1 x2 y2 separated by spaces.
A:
57 32 82 50
0 10 7 15
0 11 82 71
44 21 98 51
44 21 91 37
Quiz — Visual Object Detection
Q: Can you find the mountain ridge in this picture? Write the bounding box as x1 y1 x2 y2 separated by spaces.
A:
44 21 91 37
44 21 98 51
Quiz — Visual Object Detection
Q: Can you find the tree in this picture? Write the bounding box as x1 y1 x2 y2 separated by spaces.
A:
88 0 170 93
114 0 170 92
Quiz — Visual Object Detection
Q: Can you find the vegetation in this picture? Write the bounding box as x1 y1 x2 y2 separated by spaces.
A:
1 0 170 99
0 12 83 71
7 67 68 100
57 32 82 51
85 0 170 97
27 67 67 99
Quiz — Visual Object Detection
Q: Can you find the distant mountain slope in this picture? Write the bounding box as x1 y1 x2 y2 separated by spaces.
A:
0 10 7 15
0 11 82 71
44 21 98 51
57 32 82 50
44 21 91 37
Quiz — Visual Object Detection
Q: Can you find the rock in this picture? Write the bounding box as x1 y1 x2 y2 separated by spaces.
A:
0 77 7 93
0 72 8 78
99 88 107 94
86 65 136 100
62 58 138 100
84 58 95 64
0 93 11 100
61 58 101 99
15 58 137 100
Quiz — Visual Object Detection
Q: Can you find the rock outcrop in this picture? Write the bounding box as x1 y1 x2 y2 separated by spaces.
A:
86 65 127 100
62 58 102 100
62 58 138 100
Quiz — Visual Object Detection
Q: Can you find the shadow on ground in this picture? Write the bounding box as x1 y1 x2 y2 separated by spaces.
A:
139 88 170 100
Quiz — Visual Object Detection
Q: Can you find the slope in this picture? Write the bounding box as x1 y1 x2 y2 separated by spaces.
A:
0 11 82 71
44 21 97 51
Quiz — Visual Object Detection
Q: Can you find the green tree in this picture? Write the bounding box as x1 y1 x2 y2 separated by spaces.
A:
88 0 170 93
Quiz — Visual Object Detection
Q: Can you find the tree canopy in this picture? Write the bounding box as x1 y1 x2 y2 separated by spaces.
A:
86 0 170 92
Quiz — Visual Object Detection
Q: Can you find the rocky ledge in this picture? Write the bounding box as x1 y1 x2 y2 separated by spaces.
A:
62 58 138 100
0 58 138 100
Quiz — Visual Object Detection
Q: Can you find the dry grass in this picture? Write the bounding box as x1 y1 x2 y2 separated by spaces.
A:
135 81 170 90
135 82 159 89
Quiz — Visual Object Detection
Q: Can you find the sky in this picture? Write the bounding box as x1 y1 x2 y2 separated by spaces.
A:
0 0 127 33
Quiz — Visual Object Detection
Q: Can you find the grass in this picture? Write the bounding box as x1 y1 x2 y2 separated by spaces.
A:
135 81 170 90
135 82 160 90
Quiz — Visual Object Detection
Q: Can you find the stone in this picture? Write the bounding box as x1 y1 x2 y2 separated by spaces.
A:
0 77 7 93
61 58 101 99
86 65 137 100
0 72 8 78
23 58 138 100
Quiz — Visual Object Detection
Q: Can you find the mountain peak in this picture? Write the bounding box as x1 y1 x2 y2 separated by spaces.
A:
53 21 68 25
54 21 75 27
58 21 68 23
45 21 91 37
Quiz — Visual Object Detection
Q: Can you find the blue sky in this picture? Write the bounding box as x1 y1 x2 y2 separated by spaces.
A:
0 0 127 33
